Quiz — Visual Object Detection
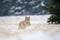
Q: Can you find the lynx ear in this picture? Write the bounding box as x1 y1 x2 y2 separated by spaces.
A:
25 16 30 18
28 16 30 18
25 16 27 19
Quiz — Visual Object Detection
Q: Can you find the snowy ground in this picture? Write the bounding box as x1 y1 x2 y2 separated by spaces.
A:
0 15 60 40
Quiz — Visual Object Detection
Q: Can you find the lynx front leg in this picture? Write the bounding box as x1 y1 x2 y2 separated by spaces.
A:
18 24 25 30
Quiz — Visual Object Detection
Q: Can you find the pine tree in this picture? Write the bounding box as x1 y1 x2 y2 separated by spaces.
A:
41 0 60 24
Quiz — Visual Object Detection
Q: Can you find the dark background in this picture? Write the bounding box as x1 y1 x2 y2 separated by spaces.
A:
0 0 49 16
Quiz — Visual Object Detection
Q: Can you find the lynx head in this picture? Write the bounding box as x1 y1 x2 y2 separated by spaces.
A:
25 16 30 22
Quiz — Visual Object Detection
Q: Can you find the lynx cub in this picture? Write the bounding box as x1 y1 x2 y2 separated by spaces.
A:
18 17 31 29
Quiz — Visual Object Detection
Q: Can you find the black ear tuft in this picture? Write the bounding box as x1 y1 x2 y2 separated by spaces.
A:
25 16 27 18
